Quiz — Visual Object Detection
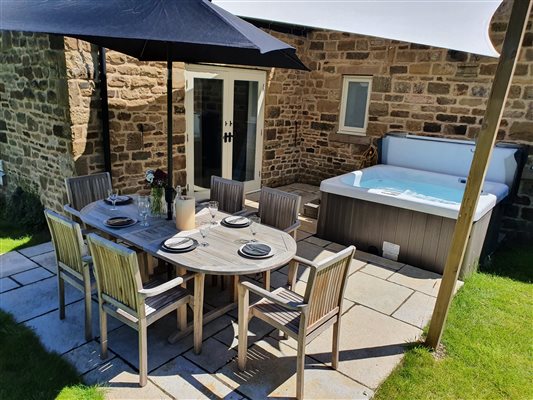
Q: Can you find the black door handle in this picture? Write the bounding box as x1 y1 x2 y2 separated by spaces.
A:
223 132 234 143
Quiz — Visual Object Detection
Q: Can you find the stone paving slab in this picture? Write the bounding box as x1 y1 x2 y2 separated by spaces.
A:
84 357 171 400
286 305 421 390
355 251 405 271
392 291 437 329
151 356 242 400
0 276 82 322
0 251 40 277
63 340 117 375
304 236 332 248
217 336 372 399
388 264 443 297
30 251 57 273
325 242 348 252
18 241 54 257
360 263 397 280
12 266 53 285
0 277 19 293
296 230 313 242
25 299 122 355
184 337 237 373
214 315 275 349
345 272 414 315
107 313 233 373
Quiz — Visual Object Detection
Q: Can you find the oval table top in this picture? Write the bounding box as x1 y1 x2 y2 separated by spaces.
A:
80 199 297 275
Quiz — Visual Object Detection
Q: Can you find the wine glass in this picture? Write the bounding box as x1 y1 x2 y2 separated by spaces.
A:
199 223 210 247
137 196 150 227
208 201 219 225
107 189 119 210
249 216 260 242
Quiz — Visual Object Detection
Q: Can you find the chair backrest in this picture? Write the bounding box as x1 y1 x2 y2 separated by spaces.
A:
86 233 143 317
65 172 112 211
258 187 301 231
304 246 356 329
44 209 85 277
210 176 245 214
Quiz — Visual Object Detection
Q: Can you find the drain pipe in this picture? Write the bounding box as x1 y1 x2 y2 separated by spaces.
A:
98 46 112 175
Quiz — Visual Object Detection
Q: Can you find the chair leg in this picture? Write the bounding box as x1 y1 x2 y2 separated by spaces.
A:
99 305 108 359
296 339 306 400
84 282 93 341
237 284 249 371
332 320 341 369
58 275 65 320
262 271 270 291
138 319 148 387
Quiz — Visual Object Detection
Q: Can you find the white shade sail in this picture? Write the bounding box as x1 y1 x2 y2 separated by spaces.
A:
213 0 503 57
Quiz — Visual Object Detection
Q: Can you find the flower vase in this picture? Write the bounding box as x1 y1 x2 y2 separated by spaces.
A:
150 187 164 217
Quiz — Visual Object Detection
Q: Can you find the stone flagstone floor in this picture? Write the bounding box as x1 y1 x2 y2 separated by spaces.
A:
0 205 463 399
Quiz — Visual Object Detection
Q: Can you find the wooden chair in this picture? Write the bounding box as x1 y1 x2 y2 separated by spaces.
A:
247 187 301 290
44 209 94 341
64 172 112 218
199 176 246 214
86 233 197 387
237 246 356 400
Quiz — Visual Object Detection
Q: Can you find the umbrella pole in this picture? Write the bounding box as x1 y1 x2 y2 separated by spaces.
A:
166 49 173 220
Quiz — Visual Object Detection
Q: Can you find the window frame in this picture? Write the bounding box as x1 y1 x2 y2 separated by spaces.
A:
338 75 372 136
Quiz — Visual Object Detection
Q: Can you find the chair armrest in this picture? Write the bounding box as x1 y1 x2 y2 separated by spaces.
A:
292 255 319 269
239 281 306 311
283 220 301 234
233 207 249 216
241 210 259 218
63 204 81 218
138 276 185 298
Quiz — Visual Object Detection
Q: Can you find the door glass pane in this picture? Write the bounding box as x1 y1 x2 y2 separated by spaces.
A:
232 80 258 182
193 78 223 190
344 81 369 128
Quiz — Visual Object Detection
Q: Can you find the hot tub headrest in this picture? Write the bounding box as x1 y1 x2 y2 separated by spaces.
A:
381 134 520 187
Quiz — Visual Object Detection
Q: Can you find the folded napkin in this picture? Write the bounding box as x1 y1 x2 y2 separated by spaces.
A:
242 243 271 256
106 217 134 227
163 237 194 250
224 216 249 226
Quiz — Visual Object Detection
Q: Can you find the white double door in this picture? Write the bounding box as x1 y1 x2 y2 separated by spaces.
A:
185 65 265 200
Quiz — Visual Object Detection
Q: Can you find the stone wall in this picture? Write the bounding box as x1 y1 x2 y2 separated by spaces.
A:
0 31 74 212
104 53 186 194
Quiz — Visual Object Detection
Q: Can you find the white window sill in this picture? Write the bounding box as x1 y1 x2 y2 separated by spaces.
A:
336 130 367 137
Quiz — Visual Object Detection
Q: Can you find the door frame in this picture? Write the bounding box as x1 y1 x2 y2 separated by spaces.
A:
184 64 266 198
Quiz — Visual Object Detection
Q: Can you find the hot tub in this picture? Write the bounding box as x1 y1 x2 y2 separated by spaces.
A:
317 134 521 277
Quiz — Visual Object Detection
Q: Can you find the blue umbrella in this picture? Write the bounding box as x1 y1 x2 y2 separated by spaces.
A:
1 0 308 218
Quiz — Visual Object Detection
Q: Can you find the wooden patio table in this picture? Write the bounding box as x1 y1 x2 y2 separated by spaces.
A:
79 198 297 353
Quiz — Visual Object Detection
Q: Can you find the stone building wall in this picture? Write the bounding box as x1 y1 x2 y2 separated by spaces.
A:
104 54 186 194
0 31 74 212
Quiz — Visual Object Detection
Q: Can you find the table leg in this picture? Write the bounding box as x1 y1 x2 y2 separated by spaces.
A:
193 273 205 354
177 267 187 331
232 275 240 303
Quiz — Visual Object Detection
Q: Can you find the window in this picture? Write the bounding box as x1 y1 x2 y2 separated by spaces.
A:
338 76 372 135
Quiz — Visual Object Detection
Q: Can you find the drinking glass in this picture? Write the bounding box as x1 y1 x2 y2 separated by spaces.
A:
249 216 260 242
137 196 150 227
208 201 219 225
107 189 119 211
199 223 210 247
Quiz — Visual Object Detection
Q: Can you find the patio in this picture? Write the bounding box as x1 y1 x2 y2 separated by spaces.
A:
0 185 463 399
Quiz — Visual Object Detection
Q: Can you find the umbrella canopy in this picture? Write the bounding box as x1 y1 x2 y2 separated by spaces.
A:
0 0 307 69
1 0 307 219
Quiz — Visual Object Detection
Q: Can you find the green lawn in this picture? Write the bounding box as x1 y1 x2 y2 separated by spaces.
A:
0 310 103 400
375 244 533 400
0 220 50 254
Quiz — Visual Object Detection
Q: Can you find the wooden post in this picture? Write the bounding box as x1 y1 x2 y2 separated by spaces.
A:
426 0 532 349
